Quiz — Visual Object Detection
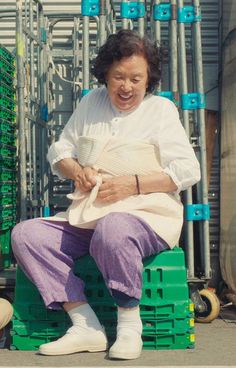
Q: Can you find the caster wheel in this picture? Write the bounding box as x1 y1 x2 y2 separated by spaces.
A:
195 288 220 323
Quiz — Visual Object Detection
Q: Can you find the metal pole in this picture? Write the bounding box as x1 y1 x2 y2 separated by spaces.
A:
99 0 107 46
37 2 43 217
28 0 35 218
38 3 50 217
170 0 178 97
106 0 116 35
82 16 90 95
192 0 211 279
16 0 27 220
138 0 145 37
121 0 129 29
73 17 81 109
109 0 116 33
153 0 161 45
152 0 162 93
177 0 195 279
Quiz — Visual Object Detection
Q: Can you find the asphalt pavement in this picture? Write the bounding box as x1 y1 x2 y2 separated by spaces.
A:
0 317 236 367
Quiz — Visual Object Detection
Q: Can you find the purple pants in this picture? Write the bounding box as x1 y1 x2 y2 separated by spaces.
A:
11 212 169 310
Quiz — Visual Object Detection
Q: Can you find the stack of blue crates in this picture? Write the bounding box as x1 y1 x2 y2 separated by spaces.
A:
11 247 195 350
0 44 17 269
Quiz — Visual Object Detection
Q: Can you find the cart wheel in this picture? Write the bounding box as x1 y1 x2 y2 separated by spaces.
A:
195 288 220 323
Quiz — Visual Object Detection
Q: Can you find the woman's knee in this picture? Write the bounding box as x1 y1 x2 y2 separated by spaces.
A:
11 221 27 252
11 219 43 255
90 212 133 255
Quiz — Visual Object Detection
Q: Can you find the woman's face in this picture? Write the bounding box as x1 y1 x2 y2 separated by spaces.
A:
106 54 149 113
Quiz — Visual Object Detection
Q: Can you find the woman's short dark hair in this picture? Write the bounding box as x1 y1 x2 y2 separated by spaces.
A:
92 30 162 93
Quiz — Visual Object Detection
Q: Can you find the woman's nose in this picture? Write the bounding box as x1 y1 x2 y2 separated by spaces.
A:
121 79 132 91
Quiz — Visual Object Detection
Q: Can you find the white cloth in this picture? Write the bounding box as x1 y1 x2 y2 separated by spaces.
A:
47 87 201 247
48 137 183 246
47 86 200 193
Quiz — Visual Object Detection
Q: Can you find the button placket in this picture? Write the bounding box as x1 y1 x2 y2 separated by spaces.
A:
111 117 120 136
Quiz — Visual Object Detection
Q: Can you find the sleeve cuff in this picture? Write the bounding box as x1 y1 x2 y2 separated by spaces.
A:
163 167 183 194
47 152 77 179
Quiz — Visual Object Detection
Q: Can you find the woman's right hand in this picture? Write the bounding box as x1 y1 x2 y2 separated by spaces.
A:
74 166 98 192
55 158 98 192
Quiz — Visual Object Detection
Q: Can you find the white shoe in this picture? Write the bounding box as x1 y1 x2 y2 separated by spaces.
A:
109 334 143 360
38 328 108 356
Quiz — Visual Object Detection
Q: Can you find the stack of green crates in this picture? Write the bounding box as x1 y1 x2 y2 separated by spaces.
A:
0 44 17 269
11 247 195 350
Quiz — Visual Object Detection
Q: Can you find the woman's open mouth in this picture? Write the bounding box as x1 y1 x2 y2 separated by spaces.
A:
118 93 133 102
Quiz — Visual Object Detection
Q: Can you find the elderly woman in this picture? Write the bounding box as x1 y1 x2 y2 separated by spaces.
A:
11 30 200 360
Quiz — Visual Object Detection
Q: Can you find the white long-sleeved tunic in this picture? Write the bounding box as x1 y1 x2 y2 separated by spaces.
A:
47 87 201 246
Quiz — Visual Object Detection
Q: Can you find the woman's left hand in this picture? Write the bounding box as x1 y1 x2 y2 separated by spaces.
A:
97 175 136 203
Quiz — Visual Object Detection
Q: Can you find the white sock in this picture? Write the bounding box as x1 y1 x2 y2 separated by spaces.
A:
117 307 143 337
67 303 103 335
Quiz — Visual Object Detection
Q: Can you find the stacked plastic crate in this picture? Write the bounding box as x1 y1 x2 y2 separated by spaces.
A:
11 247 195 350
0 45 17 270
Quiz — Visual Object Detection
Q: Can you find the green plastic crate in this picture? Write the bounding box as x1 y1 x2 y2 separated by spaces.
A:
12 248 194 351
0 193 17 206
14 246 191 301
11 319 70 337
0 68 15 87
0 155 16 169
11 335 55 351
0 143 16 157
13 298 194 326
14 268 67 321
14 266 111 306
0 228 12 268
141 282 189 304
11 318 111 339
0 81 16 100
0 118 16 134
0 94 16 111
13 303 68 323
0 216 16 231
98 317 194 342
142 317 194 335
0 182 17 194
0 45 15 65
11 315 194 351
0 169 16 181
74 248 189 303
74 247 187 276
143 332 195 350
0 105 16 122
14 249 191 313
0 205 16 218
95 299 194 320
14 286 45 306
0 131 16 145
140 300 194 319
11 320 194 351
0 56 15 77
37 249 189 307
13 300 116 323
11 334 195 350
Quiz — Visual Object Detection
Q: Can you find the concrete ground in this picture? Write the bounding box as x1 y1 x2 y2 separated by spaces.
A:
0 318 236 367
